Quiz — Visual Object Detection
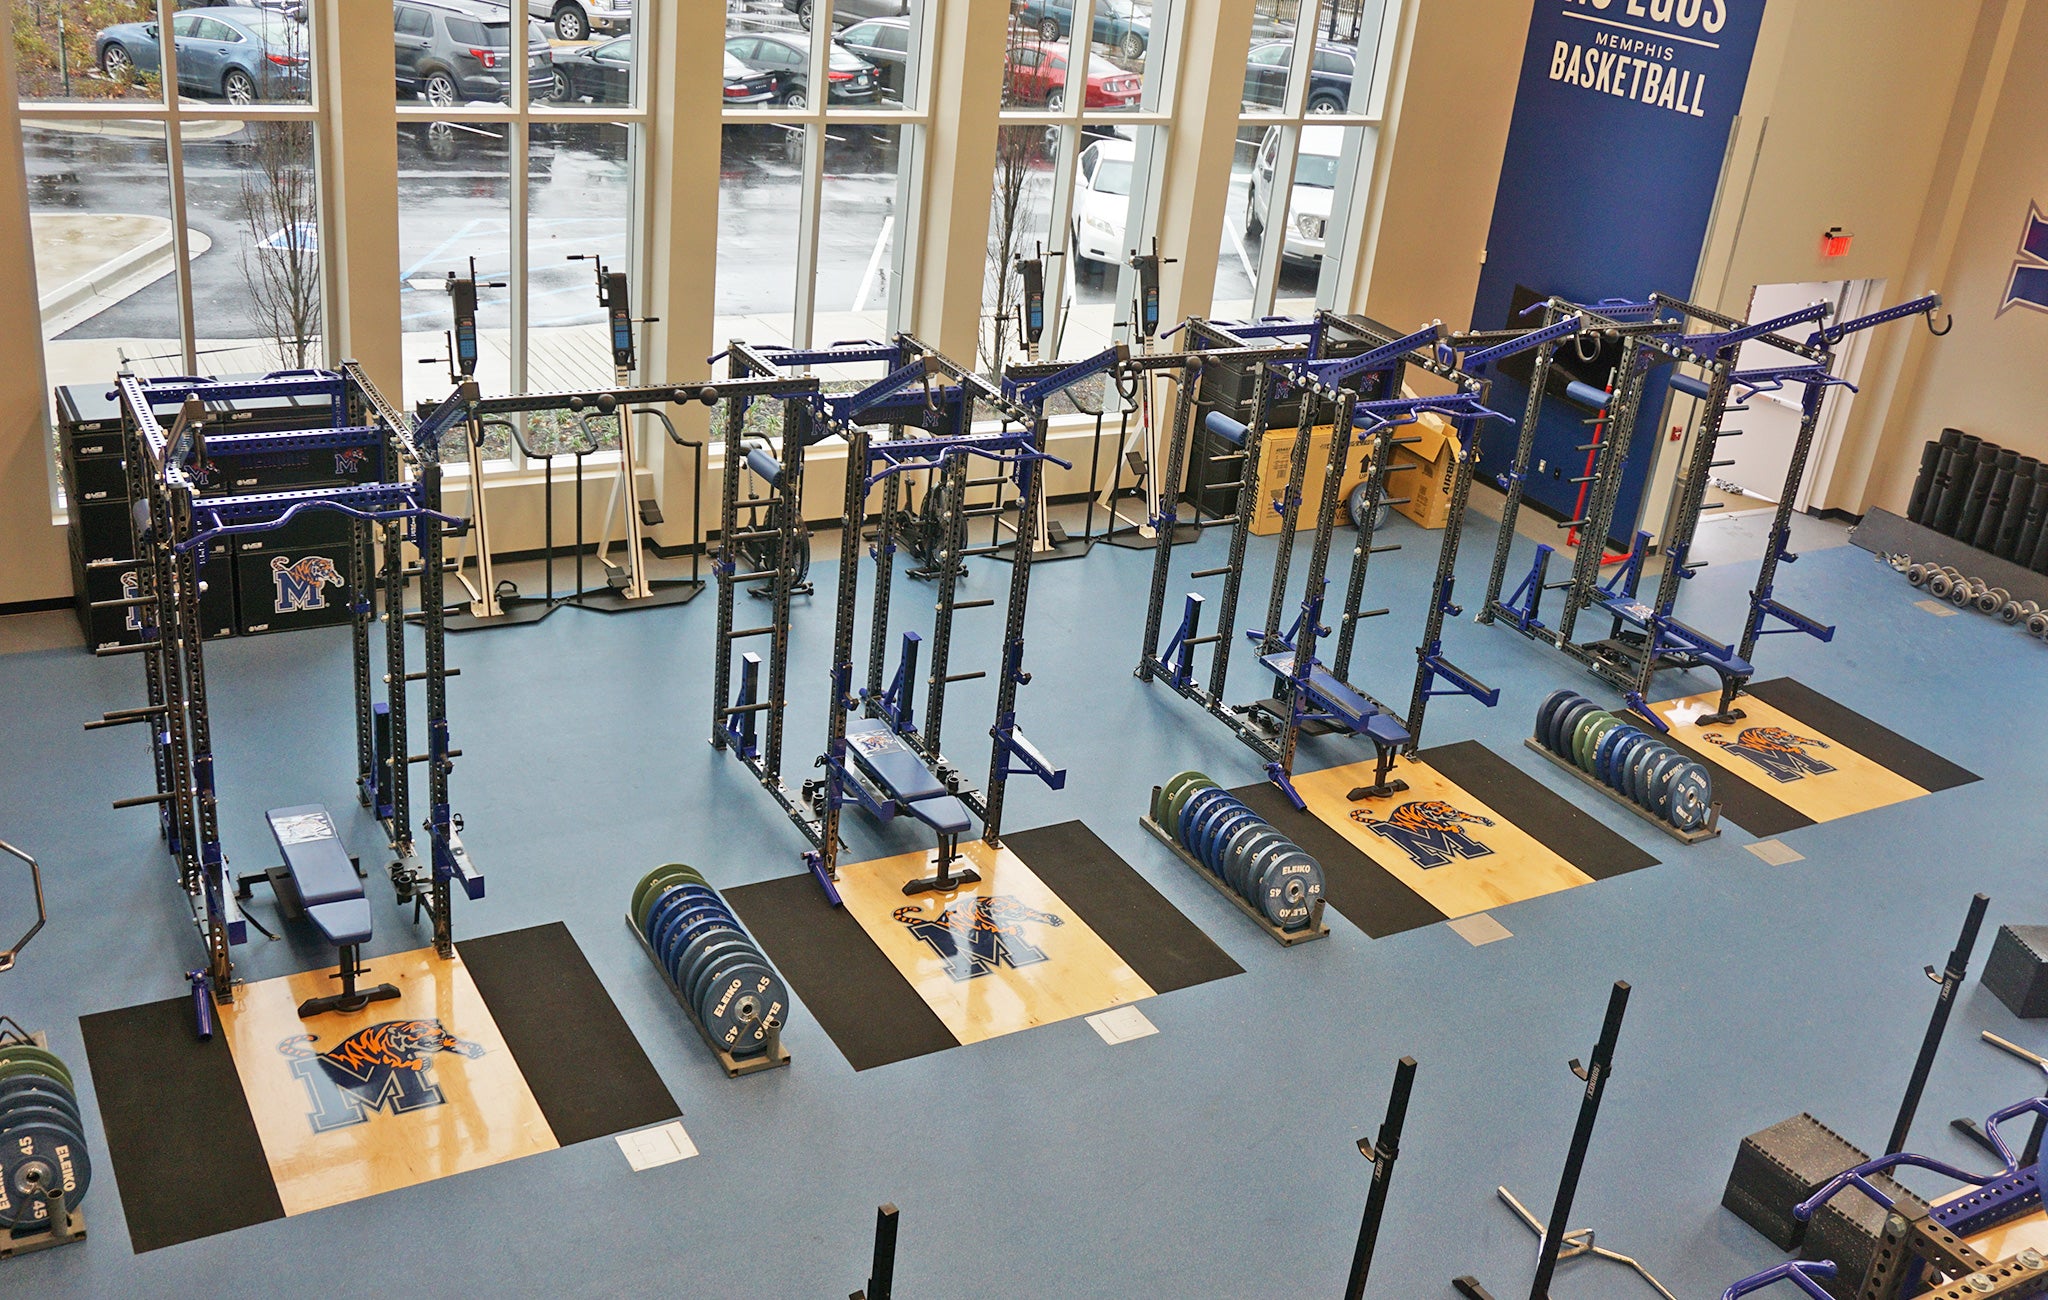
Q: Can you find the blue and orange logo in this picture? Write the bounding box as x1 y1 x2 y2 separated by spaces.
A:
1352 799 1496 870
270 554 344 614
894 895 1063 982
1702 726 1834 783
281 1020 483 1133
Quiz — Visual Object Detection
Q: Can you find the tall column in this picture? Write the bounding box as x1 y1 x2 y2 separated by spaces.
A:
1149 0 1255 327
0 31 67 604
322 0 403 396
904 0 1009 362
641 0 725 547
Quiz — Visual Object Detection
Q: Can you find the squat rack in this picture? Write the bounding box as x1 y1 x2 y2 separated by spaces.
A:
97 364 483 997
1136 313 1509 806
711 336 1070 903
1476 292 1945 724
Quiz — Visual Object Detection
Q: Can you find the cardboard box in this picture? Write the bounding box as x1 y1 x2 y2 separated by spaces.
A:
1247 424 1375 537
1389 412 1461 531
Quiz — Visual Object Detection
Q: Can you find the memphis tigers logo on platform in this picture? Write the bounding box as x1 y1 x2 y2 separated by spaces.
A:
894 895 1063 983
271 554 345 614
2001 201 2048 318
1702 726 1835 783
1351 800 1496 870
281 1020 484 1133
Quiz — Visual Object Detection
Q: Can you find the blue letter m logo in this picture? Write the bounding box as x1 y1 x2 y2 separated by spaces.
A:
2000 201 2048 317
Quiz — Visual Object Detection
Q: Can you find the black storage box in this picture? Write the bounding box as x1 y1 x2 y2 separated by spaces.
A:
192 438 382 497
71 498 136 564
234 513 356 636
63 447 129 509
71 547 148 653
1723 1113 1869 1250
1984 925 2048 1019
1803 1170 1927 1300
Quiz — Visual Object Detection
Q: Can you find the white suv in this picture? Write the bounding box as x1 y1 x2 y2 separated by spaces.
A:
1247 124 1344 262
526 0 629 41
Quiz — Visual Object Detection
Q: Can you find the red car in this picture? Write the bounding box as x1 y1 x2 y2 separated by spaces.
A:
1004 40 1142 111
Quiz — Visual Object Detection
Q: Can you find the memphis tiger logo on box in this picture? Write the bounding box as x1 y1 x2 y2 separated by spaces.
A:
267 554 346 618
280 1020 483 1133
1547 0 1732 119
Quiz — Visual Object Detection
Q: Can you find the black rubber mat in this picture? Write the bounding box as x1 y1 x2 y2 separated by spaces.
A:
1228 781 1446 938
459 922 680 1147
726 872 957 1072
1423 740 1660 882
1747 678 1979 793
81 995 285 1253
1004 820 1241 993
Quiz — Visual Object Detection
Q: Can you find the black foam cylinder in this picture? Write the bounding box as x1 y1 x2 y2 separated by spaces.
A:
2013 476 2048 570
1932 436 1983 534
2032 487 2048 574
1954 446 2000 543
1906 441 1942 523
1974 450 2021 551
1994 457 2041 559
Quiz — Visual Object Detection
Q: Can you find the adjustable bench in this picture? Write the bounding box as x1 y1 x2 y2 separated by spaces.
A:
842 718 979 896
252 805 399 1018
1260 651 1414 800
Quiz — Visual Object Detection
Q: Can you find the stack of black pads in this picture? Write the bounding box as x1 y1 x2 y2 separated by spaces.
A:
1907 429 2048 573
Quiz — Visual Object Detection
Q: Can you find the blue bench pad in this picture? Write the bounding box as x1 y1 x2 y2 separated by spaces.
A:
846 720 949 804
307 898 373 947
266 805 362 908
903 794 973 835
1260 652 1378 733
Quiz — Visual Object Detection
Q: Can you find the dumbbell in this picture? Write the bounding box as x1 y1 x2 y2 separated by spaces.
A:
1926 566 1960 598
1905 561 1932 588
2000 599 2041 626
2029 610 2048 639
1950 574 1984 607
1974 584 2010 614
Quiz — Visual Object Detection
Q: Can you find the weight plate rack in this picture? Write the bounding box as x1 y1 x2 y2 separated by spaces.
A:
1524 688 1720 845
0 1030 88 1255
1140 774 1328 947
627 864 791 1078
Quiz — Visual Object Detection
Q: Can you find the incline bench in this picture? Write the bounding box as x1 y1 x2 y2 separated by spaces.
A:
842 718 979 895
237 805 399 1018
1259 649 1413 801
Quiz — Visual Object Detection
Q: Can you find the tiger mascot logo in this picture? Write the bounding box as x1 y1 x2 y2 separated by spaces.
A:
1701 726 1835 783
271 554 345 615
1352 800 1497 869
894 895 1064 983
279 1019 484 1133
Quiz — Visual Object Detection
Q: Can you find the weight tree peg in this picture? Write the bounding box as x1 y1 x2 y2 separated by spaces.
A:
1455 981 1643 1300
851 1202 899 1300
1344 1056 1417 1300
1887 892 1989 1155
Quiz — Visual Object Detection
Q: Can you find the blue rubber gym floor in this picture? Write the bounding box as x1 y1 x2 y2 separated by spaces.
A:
2 502 2043 1298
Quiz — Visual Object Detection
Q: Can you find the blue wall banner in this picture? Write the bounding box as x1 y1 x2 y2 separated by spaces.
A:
1471 0 1767 544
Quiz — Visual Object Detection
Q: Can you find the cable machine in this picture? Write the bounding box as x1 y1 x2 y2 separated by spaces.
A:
1477 292 1946 724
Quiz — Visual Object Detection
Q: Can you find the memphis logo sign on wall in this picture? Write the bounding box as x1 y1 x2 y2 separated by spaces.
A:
2000 201 2048 317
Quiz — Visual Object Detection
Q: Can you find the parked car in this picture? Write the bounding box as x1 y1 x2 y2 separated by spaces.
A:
723 33 878 108
1014 0 1149 59
1246 124 1345 262
526 0 630 42
96 6 308 103
395 0 552 106
783 0 909 31
1004 40 1141 112
722 51 776 106
546 33 629 102
1240 38 1356 114
1069 134 1136 270
836 16 911 99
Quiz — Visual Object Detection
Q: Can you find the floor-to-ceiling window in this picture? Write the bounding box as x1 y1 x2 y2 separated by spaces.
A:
983 0 1176 373
1211 0 1395 324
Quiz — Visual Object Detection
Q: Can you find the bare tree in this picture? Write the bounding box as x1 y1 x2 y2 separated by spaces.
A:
981 123 1042 376
236 121 321 368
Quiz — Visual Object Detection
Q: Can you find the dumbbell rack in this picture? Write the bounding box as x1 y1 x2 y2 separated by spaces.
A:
1520 739 1722 846
624 917 789 1078
1138 810 1329 947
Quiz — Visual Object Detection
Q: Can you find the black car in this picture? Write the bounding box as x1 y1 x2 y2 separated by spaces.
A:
1240 38 1355 114
836 16 911 99
723 33 877 108
394 0 551 106
547 33 632 103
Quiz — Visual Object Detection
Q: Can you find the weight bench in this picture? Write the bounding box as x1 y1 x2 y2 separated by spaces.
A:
842 719 979 897
1259 650 1414 801
241 805 399 1019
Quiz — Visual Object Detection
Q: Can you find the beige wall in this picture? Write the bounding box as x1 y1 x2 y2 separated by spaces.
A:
1859 0 2044 513
0 31 64 606
1353 0 1531 335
